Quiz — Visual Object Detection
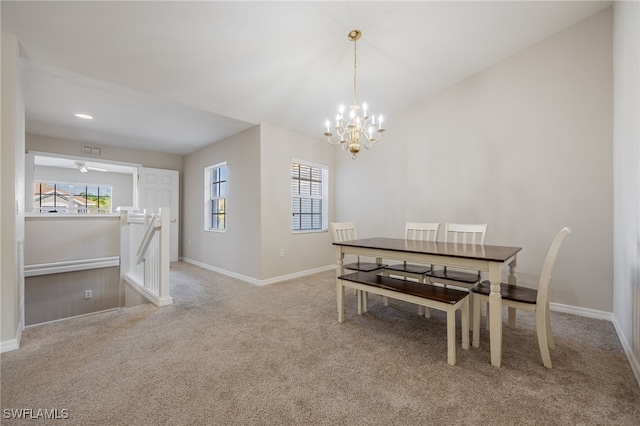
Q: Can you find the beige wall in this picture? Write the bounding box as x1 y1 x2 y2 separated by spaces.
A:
612 1 640 380
259 123 335 280
182 126 262 280
181 123 336 282
23 215 122 326
25 267 120 326
335 8 613 312
1 32 26 351
24 216 120 264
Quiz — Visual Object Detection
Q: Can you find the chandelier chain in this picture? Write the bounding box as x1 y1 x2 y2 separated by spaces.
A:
353 36 357 104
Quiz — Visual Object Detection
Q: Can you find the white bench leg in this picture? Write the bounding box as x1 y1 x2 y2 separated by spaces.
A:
447 308 456 366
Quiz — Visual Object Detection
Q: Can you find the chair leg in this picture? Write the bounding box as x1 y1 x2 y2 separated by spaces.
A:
546 304 555 349
381 270 390 306
485 302 490 331
536 309 553 369
461 297 470 350
422 276 432 318
467 292 474 330
472 294 482 348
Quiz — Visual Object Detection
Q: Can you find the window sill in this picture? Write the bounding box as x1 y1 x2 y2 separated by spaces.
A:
292 229 328 235
25 213 119 219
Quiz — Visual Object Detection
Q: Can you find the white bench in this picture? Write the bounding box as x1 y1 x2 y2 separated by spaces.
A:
337 272 470 366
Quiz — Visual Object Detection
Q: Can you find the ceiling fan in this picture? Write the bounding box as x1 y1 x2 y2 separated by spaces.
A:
74 161 107 173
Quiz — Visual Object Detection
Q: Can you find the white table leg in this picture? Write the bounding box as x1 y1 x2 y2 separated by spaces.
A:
336 248 344 321
489 263 502 367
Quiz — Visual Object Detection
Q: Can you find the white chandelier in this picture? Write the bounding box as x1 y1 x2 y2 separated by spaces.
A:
324 29 385 160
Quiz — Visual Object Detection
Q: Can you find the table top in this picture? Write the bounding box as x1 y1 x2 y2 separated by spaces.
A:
333 237 522 262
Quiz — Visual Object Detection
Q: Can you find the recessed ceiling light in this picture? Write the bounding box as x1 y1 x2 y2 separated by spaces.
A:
74 113 93 120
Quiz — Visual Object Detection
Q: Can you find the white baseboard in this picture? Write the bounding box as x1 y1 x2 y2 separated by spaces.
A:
181 257 335 286
0 317 23 353
0 337 20 353
24 308 120 329
550 302 612 321
612 315 640 388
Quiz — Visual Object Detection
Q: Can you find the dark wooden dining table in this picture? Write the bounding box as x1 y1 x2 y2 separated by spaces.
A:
333 237 522 367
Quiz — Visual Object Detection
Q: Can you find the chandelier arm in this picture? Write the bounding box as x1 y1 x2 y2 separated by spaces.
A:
325 135 342 146
364 132 383 144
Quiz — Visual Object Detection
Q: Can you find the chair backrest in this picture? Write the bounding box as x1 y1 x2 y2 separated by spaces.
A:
444 223 488 245
536 227 572 306
330 222 358 243
405 222 440 242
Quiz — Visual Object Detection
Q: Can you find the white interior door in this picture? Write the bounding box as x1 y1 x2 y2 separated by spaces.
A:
138 167 179 262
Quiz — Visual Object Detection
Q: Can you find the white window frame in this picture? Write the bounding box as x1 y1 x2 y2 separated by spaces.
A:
291 158 329 234
204 162 227 232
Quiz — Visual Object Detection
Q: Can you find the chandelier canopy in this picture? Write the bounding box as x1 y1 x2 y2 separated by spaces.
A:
324 29 385 160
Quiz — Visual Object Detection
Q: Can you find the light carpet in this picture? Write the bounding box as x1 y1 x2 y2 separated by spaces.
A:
1 261 639 425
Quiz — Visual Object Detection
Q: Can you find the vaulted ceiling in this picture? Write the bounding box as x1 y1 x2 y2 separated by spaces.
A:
2 1 612 155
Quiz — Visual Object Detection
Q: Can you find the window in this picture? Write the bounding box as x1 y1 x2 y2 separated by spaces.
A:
33 182 112 213
204 163 227 231
291 160 328 232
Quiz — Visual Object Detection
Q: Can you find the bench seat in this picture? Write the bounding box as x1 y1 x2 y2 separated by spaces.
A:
337 272 470 366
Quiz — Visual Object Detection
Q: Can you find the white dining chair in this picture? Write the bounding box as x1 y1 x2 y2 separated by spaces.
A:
383 222 440 316
331 221 387 311
330 221 387 273
424 223 487 325
424 223 488 287
472 227 571 368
